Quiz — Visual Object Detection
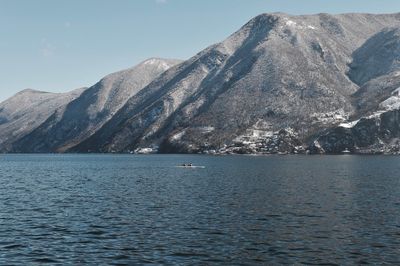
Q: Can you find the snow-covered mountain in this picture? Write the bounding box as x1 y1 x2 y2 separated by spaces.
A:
4 12 400 154
8 58 181 152
70 12 400 154
0 88 85 151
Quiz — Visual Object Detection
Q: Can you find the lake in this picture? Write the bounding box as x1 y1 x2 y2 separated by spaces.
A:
1 154 400 265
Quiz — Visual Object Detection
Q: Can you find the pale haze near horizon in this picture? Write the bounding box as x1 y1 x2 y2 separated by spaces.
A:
1 0 399 102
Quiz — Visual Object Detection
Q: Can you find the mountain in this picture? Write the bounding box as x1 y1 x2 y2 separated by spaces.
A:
9 58 181 152
5 13 400 154
69 12 400 154
0 88 84 152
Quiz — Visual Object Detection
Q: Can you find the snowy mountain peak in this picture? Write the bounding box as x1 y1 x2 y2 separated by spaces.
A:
244 12 284 30
142 58 182 71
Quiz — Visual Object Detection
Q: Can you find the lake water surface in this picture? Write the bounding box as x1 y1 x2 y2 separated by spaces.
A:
1 154 400 265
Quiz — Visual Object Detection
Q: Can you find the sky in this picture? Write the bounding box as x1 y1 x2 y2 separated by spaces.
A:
0 0 399 102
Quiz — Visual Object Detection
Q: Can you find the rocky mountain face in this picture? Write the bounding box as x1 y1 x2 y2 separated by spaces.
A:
0 88 84 151
9 58 181 152
311 26 400 154
310 109 400 154
3 13 400 154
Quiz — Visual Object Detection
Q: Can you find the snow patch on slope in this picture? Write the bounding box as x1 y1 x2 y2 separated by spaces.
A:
379 87 400 111
284 18 317 30
339 120 360 128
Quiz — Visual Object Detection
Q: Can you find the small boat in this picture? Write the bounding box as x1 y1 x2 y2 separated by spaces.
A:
176 163 205 169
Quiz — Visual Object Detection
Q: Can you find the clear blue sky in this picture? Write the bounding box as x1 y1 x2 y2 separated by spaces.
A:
1 0 399 102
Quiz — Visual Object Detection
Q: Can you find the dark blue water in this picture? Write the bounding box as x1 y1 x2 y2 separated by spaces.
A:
1 154 400 265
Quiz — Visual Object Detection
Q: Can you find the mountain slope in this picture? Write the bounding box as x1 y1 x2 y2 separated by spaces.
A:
310 26 400 154
71 12 400 154
0 88 84 151
11 58 181 152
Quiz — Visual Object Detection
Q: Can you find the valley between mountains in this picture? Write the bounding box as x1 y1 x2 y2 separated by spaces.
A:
2 12 400 154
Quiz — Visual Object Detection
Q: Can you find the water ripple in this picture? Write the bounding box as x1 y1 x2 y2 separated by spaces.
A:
0 154 400 264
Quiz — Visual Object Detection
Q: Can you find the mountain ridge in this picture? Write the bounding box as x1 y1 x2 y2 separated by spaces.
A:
3 12 400 154
5 58 182 152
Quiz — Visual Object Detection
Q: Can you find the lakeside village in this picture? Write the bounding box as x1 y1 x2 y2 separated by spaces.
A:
132 110 400 155
134 127 305 155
